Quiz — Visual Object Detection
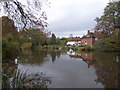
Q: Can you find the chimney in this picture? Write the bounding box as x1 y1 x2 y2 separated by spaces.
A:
88 30 90 34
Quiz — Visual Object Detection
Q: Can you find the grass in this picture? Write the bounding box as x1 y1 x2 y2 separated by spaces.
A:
10 69 27 88
3 69 52 88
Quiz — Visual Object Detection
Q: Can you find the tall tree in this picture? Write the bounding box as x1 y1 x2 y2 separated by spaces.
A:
1 16 20 59
50 33 56 45
95 1 120 39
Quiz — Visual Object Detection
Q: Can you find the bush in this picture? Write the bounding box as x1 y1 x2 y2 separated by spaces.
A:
94 38 120 52
2 34 20 59
21 43 32 50
71 46 78 51
81 45 94 51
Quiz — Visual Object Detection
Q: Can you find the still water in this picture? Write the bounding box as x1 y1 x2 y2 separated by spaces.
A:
3 50 119 88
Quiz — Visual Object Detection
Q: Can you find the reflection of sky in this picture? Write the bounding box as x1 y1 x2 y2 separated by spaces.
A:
18 54 103 88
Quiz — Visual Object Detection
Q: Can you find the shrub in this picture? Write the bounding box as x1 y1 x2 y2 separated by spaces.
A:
71 46 78 51
94 38 120 52
2 34 20 59
81 45 94 51
21 43 32 50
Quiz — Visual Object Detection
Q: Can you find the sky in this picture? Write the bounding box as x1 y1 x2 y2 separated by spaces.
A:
45 0 110 38
0 0 110 38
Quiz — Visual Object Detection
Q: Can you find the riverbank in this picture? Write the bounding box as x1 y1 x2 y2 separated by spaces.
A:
33 45 94 51
29 45 120 52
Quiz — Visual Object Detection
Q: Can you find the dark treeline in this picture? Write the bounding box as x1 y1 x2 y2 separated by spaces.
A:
1 16 62 60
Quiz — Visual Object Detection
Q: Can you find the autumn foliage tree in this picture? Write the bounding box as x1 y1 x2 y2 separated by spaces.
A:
1 16 18 37
95 1 120 39
1 16 20 59
94 1 120 51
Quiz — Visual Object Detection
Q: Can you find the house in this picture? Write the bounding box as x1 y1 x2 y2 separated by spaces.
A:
66 38 81 46
66 30 96 46
81 30 95 46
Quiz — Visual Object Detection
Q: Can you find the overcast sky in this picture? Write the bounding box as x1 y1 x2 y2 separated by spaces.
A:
0 0 110 37
45 0 109 38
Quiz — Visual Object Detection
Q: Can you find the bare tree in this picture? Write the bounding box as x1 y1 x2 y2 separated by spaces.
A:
0 0 50 33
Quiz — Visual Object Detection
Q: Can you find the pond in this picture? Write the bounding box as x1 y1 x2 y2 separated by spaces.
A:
2 50 119 88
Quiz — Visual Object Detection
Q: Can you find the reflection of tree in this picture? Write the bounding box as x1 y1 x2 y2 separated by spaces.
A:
56 51 61 58
49 50 61 63
68 51 119 88
50 51 56 63
2 50 53 88
93 52 119 88
18 50 48 65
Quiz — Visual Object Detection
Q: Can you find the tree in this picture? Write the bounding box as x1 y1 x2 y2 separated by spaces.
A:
56 38 61 45
0 0 49 33
18 29 48 47
95 1 120 39
60 37 68 45
1 16 18 37
94 1 120 51
50 33 56 45
1 16 20 59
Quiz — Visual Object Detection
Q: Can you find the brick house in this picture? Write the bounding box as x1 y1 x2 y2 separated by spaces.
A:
81 30 95 46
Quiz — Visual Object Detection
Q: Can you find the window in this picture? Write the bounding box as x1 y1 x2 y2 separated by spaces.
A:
85 41 88 44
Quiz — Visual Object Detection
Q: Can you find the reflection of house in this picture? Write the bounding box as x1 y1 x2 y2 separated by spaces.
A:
69 53 81 58
69 53 94 68
66 38 81 46
81 30 95 46
81 53 94 68
68 52 93 61
81 53 93 62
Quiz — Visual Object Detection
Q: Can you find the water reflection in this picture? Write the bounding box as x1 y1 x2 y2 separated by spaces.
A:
2 50 119 88
68 52 119 88
49 50 61 63
18 50 49 65
93 52 119 88
18 50 62 64
68 52 94 68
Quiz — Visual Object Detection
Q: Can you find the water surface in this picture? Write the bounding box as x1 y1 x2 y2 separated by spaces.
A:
3 50 119 88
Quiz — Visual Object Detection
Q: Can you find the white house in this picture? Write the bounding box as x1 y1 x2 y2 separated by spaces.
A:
66 38 81 46
67 41 76 46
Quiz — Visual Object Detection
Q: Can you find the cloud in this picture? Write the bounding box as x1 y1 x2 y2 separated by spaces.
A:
46 0 109 37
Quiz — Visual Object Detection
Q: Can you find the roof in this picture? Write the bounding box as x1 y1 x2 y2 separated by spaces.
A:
82 31 95 38
68 38 81 41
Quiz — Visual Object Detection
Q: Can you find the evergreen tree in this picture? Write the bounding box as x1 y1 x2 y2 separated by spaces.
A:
50 33 56 45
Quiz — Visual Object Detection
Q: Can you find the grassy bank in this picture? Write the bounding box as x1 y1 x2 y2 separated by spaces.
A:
32 45 95 52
